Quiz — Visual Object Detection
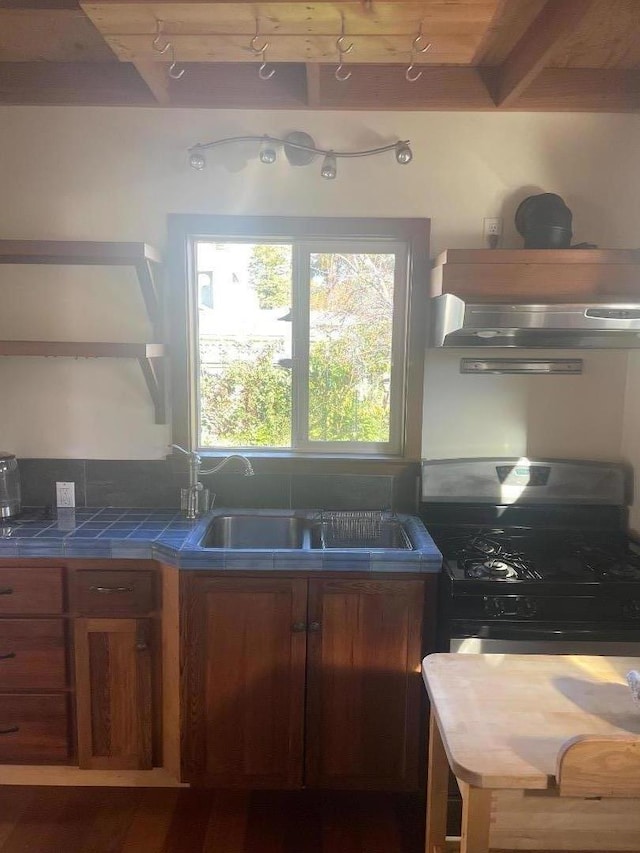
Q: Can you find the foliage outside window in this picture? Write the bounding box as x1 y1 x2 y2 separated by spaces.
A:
169 216 428 460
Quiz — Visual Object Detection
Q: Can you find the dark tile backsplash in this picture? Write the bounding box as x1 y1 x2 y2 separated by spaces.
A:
19 458 420 513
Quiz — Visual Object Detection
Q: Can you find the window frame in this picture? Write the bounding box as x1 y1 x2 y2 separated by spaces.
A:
168 215 430 462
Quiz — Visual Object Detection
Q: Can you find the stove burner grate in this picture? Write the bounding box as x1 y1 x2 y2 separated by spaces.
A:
576 544 640 581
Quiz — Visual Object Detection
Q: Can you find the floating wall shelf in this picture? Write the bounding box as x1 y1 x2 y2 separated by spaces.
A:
0 240 167 424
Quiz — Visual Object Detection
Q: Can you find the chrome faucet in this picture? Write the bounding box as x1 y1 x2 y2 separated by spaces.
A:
169 444 254 520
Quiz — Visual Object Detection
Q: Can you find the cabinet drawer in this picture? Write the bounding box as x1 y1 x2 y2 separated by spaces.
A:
0 694 70 763
0 620 67 690
71 571 156 615
0 568 64 615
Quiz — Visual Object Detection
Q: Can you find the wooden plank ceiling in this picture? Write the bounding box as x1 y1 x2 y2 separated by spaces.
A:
0 0 639 110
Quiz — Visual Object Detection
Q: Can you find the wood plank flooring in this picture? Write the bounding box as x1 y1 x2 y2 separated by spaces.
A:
0 788 424 852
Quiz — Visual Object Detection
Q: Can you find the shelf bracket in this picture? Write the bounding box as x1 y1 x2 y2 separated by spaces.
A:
138 356 167 424
135 259 162 338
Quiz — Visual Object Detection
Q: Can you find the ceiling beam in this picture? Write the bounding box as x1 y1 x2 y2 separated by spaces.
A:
131 60 171 104
493 0 595 107
305 63 321 108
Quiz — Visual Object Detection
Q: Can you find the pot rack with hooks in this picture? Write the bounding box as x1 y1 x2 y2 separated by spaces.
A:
88 4 439 85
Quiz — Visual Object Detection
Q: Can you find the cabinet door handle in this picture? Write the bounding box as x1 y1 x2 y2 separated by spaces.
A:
136 621 149 652
0 726 19 735
0 588 14 596
0 652 16 661
89 586 134 594
291 621 307 633
308 621 321 633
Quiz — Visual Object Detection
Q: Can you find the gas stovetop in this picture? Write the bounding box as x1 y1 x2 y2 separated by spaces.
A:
433 528 640 584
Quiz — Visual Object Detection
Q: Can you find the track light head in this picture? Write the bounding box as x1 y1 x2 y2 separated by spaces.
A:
188 150 206 171
259 137 277 164
321 152 337 180
395 142 413 164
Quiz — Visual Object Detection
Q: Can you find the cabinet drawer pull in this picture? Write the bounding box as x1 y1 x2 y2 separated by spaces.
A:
291 621 307 633
0 652 16 661
0 588 14 596
0 726 19 735
89 586 134 594
308 621 321 633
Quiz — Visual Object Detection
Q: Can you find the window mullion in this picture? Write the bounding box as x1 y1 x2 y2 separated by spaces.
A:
291 243 310 448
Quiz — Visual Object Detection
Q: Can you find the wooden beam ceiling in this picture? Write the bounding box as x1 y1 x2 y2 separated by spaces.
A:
0 0 638 111
491 0 596 107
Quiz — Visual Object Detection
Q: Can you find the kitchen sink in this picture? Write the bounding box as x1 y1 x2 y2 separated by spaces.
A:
197 511 415 551
201 514 310 549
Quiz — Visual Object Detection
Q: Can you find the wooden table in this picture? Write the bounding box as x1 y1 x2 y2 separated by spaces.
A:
422 654 640 853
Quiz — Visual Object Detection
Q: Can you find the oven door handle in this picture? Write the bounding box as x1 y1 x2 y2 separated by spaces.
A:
449 621 640 643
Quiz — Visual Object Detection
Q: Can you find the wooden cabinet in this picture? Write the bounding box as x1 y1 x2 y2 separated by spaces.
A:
71 566 159 771
74 617 153 770
0 566 72 764
181 574 430 790
181 577 307 787
305 579 424 790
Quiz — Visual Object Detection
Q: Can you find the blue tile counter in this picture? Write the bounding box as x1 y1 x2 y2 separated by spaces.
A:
0 507 442 574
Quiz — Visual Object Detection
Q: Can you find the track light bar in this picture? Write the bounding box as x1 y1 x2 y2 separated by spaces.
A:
187 131 412 178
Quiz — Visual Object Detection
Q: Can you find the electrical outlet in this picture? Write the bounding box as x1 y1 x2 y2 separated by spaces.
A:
56 482 75 508
483 217 503 238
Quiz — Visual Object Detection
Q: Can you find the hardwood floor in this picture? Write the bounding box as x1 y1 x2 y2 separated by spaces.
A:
0 788 424 852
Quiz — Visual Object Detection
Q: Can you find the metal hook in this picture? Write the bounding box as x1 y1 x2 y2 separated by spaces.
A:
406 24 430 82
334 14 353 82
405 62 422 83
412 24 431 54
336 14 354 54
259 59 276 80
169 59 185 79
167 42 185 79
336 35 354 54
152 19 170 54
250 18 269 55
257 41 275 79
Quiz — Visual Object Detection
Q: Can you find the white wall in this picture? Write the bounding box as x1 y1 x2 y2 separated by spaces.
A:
0 107 639 460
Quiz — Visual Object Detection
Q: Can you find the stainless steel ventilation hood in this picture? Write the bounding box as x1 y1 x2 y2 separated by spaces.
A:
431 294 640 349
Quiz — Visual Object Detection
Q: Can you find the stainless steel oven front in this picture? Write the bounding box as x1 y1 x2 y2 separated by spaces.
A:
449 621 640 656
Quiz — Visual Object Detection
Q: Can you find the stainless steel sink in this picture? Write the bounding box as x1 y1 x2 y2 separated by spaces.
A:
198 511 415 551
201 514 309 549
308 519 413 550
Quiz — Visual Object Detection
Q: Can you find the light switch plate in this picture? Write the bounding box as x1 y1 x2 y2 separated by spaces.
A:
56 481 76 508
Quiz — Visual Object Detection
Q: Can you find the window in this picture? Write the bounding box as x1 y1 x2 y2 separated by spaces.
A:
169 216 429 459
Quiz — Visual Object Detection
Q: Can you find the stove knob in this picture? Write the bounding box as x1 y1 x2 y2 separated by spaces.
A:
483 596 504 617
623 599 640 620
516 598 538 618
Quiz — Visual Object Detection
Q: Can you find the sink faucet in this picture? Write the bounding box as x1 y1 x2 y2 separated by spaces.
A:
169 444 254 520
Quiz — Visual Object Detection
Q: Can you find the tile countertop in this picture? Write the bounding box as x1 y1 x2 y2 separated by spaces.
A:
0 507 442 573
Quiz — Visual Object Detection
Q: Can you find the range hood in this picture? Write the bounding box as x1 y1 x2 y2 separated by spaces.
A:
431 294 640 349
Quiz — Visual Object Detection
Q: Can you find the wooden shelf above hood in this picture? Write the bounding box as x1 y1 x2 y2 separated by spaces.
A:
430 249 640 303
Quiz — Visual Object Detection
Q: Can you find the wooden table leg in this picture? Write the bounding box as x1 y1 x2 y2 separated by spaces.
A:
425 707 449 853
459 781 491 853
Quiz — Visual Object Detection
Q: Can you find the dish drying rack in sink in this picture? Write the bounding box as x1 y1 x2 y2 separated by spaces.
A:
319 511 413 550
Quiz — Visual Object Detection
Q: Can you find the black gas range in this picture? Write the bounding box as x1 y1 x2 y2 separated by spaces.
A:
419 458 640 655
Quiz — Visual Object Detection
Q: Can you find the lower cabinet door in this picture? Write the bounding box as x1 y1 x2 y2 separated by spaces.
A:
305 579 425 790
74 617 153 770
181 576 307 788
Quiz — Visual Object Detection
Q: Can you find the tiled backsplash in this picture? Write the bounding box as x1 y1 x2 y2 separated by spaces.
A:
19 458 420 513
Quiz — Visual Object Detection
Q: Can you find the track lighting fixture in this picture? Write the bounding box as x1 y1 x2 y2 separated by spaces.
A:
187 132 412 180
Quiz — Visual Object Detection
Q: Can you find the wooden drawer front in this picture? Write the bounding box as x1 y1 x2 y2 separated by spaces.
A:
0 568 64 615
0 620 67 690
71 571 156 615
0 694 70 763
